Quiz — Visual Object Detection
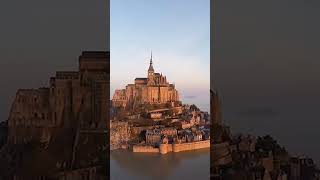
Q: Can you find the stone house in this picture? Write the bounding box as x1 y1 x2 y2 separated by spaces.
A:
160 127 177 136
193 131 203 142
145 129 161 145
150 112 162 119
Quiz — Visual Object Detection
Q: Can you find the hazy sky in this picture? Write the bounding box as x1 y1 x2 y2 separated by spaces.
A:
0 0 108 122
111 0 210 111
213 0 320 162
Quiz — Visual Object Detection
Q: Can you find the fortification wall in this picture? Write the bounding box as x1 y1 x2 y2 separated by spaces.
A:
134 140 210 154
172 140 210 153
159 144 173 154
132 145 159 153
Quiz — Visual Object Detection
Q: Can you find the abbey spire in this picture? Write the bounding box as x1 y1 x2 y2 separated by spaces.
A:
112 51 179 107
148 51 154 73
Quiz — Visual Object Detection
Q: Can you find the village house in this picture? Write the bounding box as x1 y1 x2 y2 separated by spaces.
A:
160 127 177 136
145 129 161 145
150 112 162 119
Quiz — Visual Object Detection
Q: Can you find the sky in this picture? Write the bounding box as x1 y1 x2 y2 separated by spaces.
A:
110 0 210 112
213 0 320 162
0 0 108 122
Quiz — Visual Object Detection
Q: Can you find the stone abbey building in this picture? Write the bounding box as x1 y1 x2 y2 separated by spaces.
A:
1 52 109 179
8 51 109 138
112 54 179 108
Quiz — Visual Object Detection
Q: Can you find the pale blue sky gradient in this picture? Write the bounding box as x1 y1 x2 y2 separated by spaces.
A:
111 0 210 112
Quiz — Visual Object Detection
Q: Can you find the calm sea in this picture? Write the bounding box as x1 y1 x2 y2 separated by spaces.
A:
110 149 210 180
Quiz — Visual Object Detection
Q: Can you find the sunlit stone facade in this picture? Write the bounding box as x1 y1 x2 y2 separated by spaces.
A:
112 54 179 108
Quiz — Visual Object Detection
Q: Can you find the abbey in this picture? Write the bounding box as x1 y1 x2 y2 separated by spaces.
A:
2 52 109 179
112 53 179 108
7 51 109 142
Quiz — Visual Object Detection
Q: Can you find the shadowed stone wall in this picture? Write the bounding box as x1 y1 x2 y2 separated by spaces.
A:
1 51 109 179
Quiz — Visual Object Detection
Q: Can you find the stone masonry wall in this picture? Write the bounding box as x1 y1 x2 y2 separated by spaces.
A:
132 145 159 153
133 140 210 154
171 140 210 153
110 121 131 150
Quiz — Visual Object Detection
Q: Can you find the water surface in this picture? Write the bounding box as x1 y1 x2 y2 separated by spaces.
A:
110 149 210 180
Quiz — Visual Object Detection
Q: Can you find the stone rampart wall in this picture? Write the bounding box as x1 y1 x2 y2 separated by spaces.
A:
133 140 210 154
172 140 210 153
132 145 159 153
159 144 173 154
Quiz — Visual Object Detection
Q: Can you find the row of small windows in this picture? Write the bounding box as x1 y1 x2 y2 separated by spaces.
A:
17 96 40 103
